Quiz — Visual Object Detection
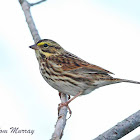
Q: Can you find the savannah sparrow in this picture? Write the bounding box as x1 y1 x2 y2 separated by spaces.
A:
29 39 140 113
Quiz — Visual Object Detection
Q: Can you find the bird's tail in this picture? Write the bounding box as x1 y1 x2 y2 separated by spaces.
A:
114 78 140 84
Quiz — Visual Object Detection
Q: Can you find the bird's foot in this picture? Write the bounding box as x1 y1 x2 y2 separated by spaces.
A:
58 102 72 117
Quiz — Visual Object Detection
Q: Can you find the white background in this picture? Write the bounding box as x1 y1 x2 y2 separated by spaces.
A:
0 0 140 140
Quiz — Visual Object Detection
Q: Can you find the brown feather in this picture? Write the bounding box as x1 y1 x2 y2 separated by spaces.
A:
48 51 113 74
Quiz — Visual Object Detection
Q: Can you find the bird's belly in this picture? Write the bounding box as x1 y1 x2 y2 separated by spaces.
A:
82 87 96 95
40 66 97 96
41 71 97 96
43 75 82 96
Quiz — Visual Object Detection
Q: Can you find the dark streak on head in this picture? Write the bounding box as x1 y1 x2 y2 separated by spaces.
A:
41 49 52 53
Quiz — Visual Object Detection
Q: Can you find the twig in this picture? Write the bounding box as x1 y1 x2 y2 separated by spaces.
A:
30 0 47 7
19 0 68 139
93 110 140 140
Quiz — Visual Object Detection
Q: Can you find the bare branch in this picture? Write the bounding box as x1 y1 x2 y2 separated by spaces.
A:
51 94 68 140
19 0 40 42
93 110 140 140
19 0 68 139
30 0 47 7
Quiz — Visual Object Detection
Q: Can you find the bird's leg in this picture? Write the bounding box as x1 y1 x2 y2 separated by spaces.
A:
58 91 83 116
66 91 83 104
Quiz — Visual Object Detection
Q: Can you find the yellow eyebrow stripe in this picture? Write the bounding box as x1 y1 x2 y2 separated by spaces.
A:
37 42 51 46
37 42 45 46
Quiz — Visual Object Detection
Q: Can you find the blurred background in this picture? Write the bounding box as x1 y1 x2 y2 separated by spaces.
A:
0 0 140 139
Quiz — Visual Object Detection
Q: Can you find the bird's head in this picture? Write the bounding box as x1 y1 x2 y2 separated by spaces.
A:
29 39 64 57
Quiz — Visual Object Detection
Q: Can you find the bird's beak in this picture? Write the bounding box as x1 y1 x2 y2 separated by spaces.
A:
29 44 39 50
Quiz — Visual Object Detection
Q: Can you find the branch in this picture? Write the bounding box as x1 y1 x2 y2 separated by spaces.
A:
51 94 68 140
19 0 40 42
93 110 140 140
30 0 47 6
19 0 68 139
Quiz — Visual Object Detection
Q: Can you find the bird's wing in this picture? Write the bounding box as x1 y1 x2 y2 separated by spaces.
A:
49 51 113 74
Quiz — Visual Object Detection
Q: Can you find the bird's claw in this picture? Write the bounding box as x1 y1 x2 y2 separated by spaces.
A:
58 102 72 119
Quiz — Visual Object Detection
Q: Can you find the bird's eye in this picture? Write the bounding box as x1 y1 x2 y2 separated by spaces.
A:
44 44 48 47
